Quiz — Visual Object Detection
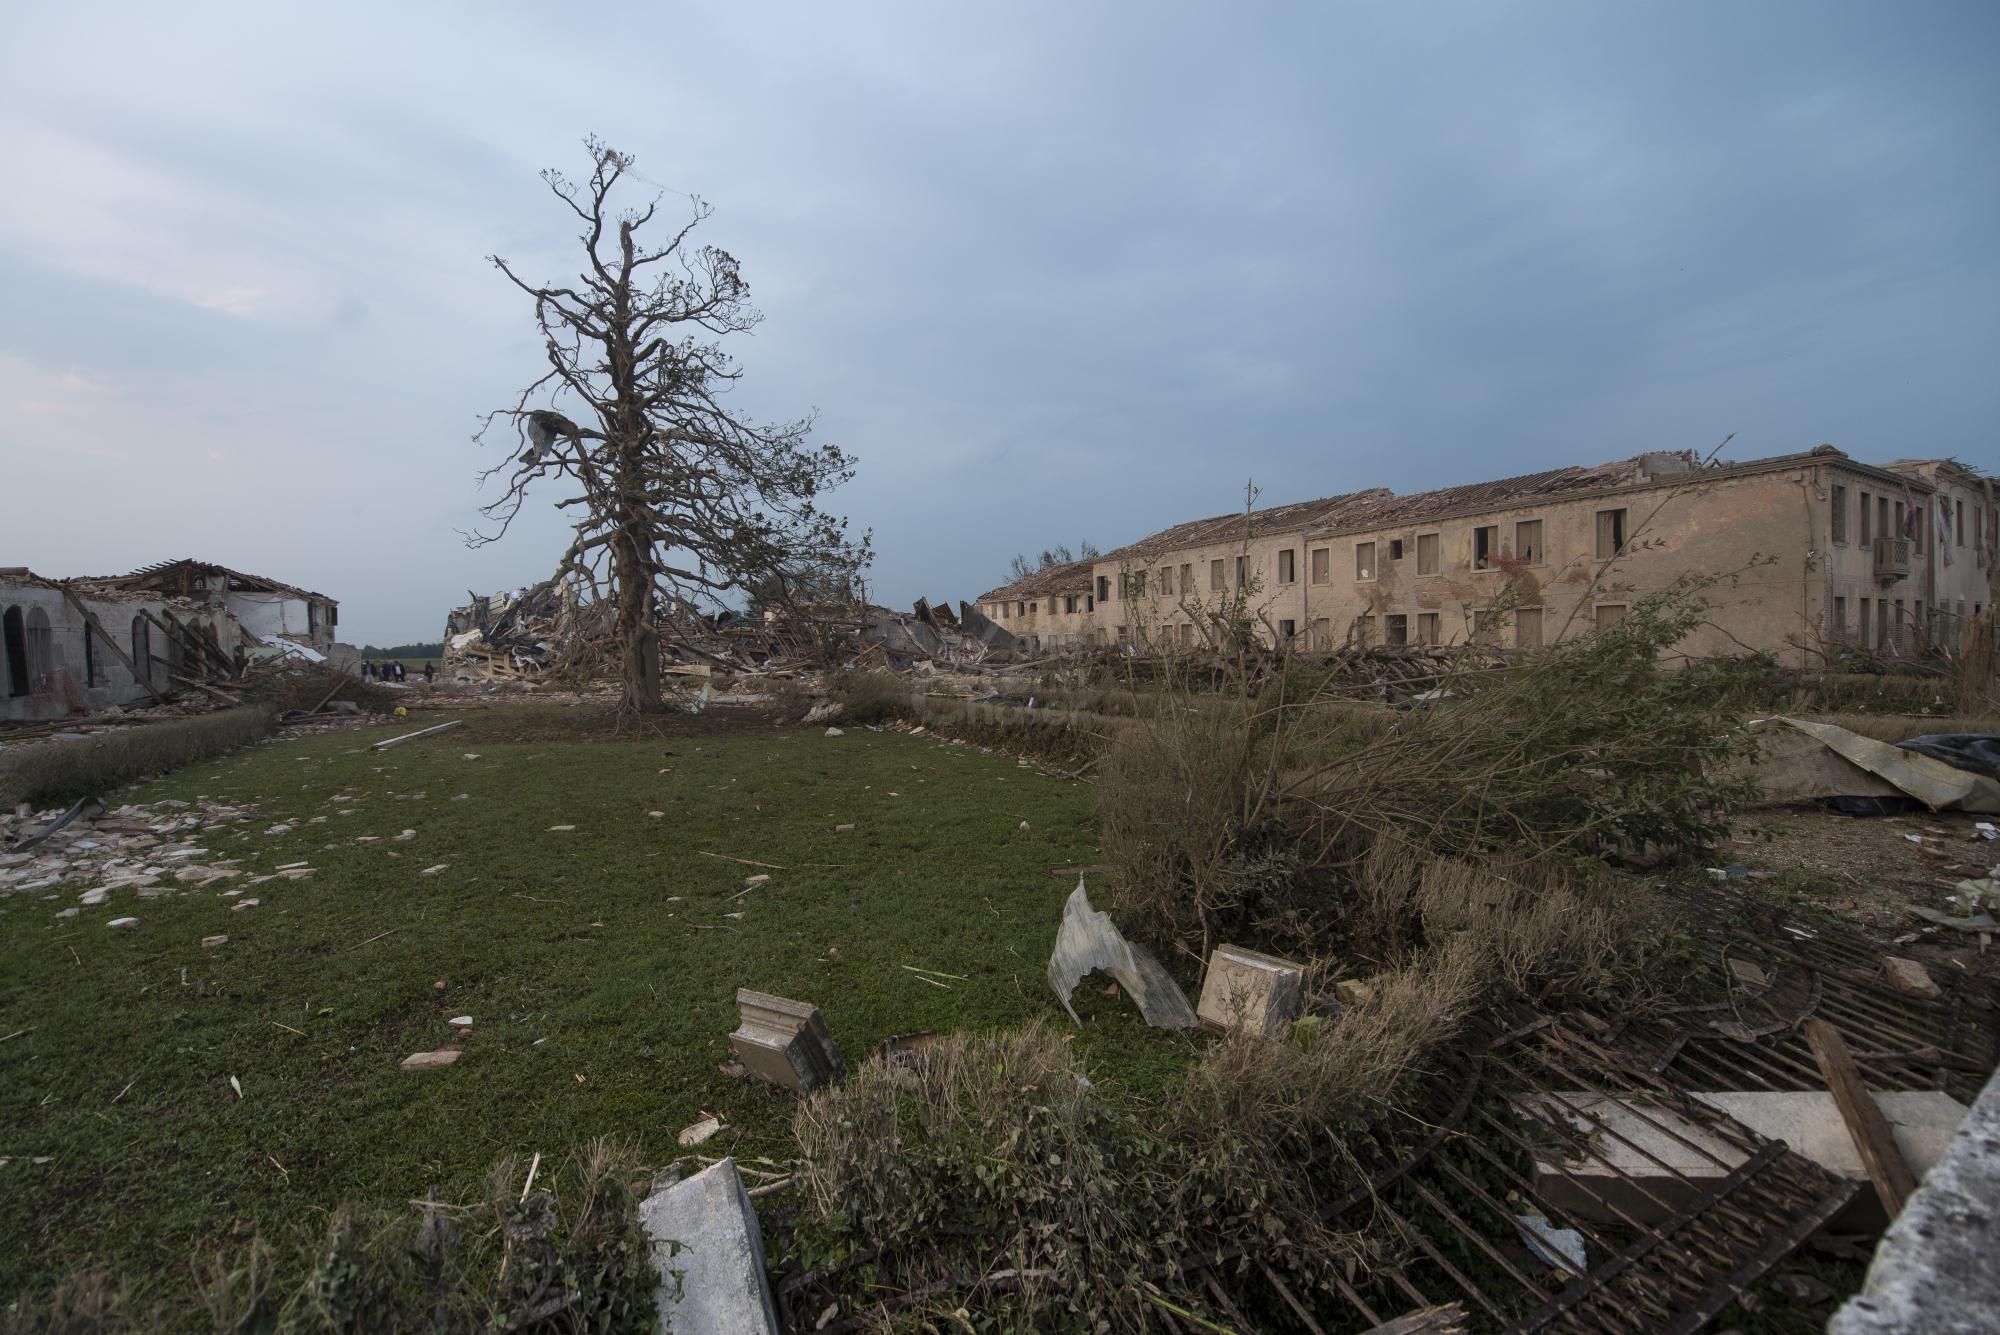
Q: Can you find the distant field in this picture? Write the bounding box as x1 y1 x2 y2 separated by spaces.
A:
0 705 1179 1320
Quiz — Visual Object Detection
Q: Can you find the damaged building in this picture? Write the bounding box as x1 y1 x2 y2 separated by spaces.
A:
2 559 343 723
983 446 1997 663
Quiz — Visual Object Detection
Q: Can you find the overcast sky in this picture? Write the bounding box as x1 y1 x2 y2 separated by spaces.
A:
2 3 1994 644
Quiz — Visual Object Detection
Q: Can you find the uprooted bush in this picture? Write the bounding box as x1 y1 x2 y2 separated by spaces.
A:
792 985 1497 1331
828 668 909 724
1100 574 1758 956
10 1141 657 1334
0 705 278 808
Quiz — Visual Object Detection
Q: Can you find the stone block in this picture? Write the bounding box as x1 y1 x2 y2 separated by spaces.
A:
399 1049 460 1072
1197 944 1304 1036
728 990 846 1093
1882 956 1941 1000
639 1158 779 1334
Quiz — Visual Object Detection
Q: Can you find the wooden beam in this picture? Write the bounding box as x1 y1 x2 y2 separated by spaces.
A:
54 586 170 705
370 719 462 752
137 608 232 677
1804 1017 1918 1218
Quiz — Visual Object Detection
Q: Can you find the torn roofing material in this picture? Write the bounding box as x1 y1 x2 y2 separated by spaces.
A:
973 558 1097 605
1777 717 2000 813
1046 879 1198 1029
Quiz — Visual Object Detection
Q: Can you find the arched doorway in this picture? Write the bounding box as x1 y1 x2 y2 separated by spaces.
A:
3 606 26 697
131 615 152 685
24 608 53 692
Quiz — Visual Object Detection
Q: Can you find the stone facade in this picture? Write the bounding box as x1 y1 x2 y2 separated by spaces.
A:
986 447 1997 666
973 559 1100 652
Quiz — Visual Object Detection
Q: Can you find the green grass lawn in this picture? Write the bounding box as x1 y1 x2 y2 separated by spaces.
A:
0 707 1190 1320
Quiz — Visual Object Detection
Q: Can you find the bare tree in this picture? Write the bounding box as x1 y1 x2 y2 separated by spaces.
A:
473 139 868 715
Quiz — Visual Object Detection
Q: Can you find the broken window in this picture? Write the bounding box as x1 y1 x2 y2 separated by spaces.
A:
1116 625 1128 642
1473 526 1497 569
1472 606 1504 644
1388 538 1404 561
1158 566 1173 596
1127 571 1146 598
1355 541 1376 580
1385 613 1408 646
82 623 97 688
1234 554 1246 587
1209 559 1224 592
1831 485 1847 543
2 606 26 698
130 616 151 681
23 609 52 692
1086 594 1094 612
1064 595 1077 614
1310 547 1329 583
1858 598 1871 646
1594 508 1627 560
1957 499 1966 547
1278 618 1296 643
1416 611 1439 644
1179 563 1191 594
1177 622 1192 647
1831 595 1846 639
1891 599 1905 650
1860 491 1872 544
1416 532 1439 575
1594 603 1625 631
1310 617 1329 649
1514 518 1543 565
1277 549 1296 584
1515 606 1543 649
1353 614 1375 645
1877 495 1890 547
1016 600 1026 617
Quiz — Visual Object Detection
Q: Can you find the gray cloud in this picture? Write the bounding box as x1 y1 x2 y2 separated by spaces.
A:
2 2 1994 642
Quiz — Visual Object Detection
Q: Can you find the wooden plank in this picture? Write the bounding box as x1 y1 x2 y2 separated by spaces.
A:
1803 1017 1918 1218
369 719 463 752
55 586 170 705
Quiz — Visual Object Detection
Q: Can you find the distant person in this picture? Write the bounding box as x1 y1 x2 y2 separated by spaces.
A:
423 660 436 684
394 662 407 683
361 660 375 681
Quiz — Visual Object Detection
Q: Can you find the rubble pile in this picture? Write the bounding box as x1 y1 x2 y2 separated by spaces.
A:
438 581 1027 687
442 577 611 682
0 797 267 910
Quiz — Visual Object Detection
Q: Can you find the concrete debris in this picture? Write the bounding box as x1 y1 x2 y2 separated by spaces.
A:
637 1157 781 1334
1046 879 1198 1030
1 796 262 905
823 726 843 737
399 1049 461 1072
1512 1214 1587 1274
678 1115 725 1147
106 917 138 930
1882 956 1941 1000
1334 978 1376 1008
1196 944 1305 1036
201 935 227 948
728 990 847 1093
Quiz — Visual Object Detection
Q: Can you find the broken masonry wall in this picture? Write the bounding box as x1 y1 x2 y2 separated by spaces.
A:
221 591 315 645
0 577 248 723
